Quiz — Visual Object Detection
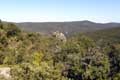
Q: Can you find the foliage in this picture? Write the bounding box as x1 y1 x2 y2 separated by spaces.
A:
0 21 120 80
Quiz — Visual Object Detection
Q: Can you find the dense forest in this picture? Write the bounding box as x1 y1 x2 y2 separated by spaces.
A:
0 20 120 80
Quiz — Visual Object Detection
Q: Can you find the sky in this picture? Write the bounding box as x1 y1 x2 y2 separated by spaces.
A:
0 0 120 23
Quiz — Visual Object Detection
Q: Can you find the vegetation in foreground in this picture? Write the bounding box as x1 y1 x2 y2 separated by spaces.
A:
0 21 120 80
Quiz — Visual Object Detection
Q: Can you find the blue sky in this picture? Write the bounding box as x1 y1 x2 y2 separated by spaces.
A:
0 0 120 23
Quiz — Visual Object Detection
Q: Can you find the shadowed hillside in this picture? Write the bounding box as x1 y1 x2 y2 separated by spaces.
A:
85 27 120 43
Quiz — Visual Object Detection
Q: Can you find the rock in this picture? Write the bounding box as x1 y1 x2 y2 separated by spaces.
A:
52 31 67 42
0 67 11 79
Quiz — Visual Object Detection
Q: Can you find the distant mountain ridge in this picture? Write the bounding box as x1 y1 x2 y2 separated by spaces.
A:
16 20 120 36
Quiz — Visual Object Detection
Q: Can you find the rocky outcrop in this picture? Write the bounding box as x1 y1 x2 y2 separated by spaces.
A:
52 31 67 42
0 67 11 79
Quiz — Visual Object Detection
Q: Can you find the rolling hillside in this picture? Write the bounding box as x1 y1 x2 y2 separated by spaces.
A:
16 21 120 36
85 27 120 43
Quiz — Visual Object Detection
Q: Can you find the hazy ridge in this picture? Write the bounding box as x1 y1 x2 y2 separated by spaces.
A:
16 20 120 35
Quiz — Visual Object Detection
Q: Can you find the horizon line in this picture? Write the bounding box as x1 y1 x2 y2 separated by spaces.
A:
1 19 120 24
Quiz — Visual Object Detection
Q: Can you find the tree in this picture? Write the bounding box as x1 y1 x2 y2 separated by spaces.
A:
55 35 110 80
107 44 120 79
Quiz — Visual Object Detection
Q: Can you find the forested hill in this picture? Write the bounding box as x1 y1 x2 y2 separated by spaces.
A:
0 21 120 80
16 21 120 35
85 27 120 43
